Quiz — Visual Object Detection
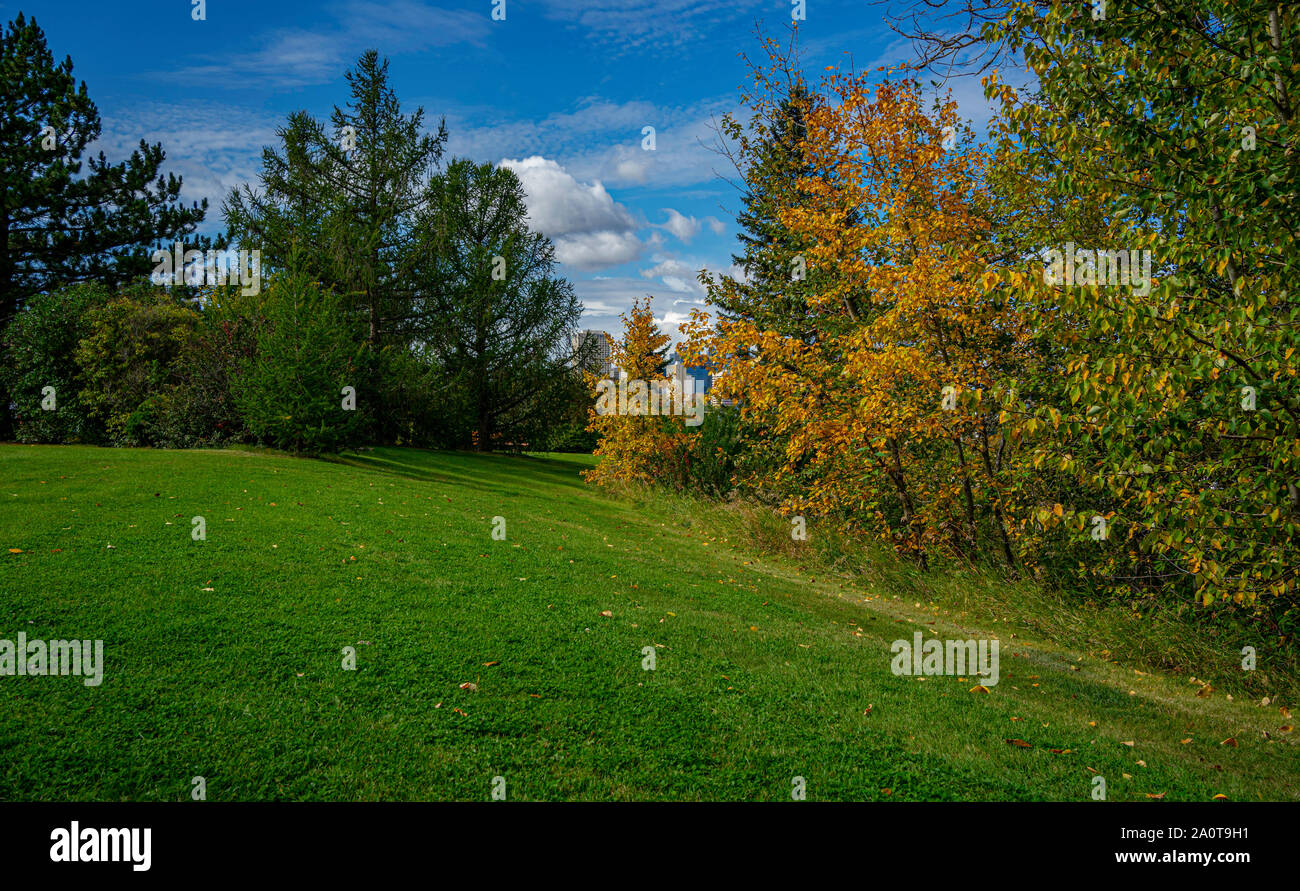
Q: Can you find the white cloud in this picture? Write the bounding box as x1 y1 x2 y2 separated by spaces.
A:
500 156 643 270
447 96 739 192
656 209 725 243
659 209 699 242
641 258 700 295
91 102 281 235
553 231 644 270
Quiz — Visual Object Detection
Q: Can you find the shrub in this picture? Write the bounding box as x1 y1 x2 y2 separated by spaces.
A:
688 402 742 496
231 272 368 454
74 284 199 446
1 283 112 443
146 286 262 448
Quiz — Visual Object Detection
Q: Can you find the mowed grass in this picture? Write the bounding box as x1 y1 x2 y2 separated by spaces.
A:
0 444 1296 801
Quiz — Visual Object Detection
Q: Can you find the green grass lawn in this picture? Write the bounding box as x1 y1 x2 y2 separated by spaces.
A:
1 444 1296 801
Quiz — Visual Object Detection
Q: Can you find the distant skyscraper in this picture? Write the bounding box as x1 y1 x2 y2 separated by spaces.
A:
571 329 614 377
665 351 711 395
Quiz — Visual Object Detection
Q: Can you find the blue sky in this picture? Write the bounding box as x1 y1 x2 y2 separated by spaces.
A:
13 0 998 342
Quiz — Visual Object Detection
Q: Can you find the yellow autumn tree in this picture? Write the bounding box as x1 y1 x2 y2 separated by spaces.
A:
584 297 696 488
684 63 1030 567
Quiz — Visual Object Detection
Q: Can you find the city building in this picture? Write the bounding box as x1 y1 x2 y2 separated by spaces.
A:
570 329 614 378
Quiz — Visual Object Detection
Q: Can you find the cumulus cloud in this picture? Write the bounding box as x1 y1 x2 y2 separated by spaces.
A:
659 209 699 242
640 258 702 295
500 156 643 270
656 209 725 243
449 96 737 192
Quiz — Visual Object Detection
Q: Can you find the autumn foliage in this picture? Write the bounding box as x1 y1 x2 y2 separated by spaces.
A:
584 298 695 489
600 10 1299 633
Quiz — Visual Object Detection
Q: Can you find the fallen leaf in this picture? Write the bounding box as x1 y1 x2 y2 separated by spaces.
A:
1212 794 1228 801
1196 685 1213 698
1179 738 1192 745
970 684 990 694
1005 738 1033 748
483 661 500 667
1220 737 1238 747
1144 792 1165 799
459 682 478 692
599 610 612 617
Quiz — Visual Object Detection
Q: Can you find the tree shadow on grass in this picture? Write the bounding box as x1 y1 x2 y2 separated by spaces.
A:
322 448 593 496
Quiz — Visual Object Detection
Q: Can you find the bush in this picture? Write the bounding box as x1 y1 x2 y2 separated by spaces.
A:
1 283 112 443
74 284 199 446
688 402 741 496
231 272 368 455
145 287 262 448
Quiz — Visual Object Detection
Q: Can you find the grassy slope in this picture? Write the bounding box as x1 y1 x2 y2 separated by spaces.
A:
0 444 1295 801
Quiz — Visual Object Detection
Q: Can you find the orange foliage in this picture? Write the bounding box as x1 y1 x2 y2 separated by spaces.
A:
683 64 1030 567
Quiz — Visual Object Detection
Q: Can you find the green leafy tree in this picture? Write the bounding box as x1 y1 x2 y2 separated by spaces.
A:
988 0 1299 619
224 51 447 440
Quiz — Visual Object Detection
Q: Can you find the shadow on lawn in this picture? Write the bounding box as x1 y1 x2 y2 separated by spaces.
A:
323 447 593 496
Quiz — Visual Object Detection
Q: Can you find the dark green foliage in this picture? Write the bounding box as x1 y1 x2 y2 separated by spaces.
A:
416 159 584 449
231 272 369 455
73 284 200 446
688 403 742 496
0 13 208 436
223 52 445 350
0 14 207 327
0 283 111 443
147 288 262 448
